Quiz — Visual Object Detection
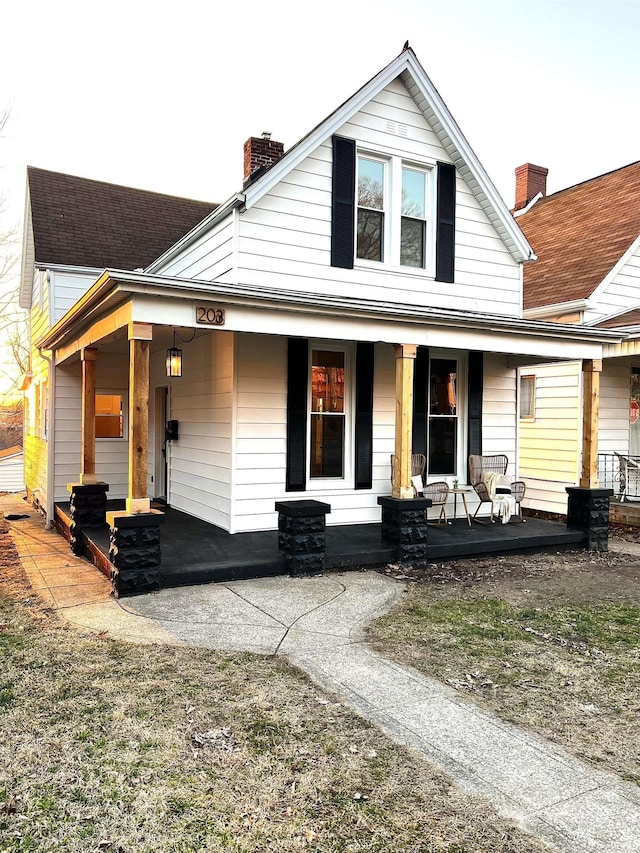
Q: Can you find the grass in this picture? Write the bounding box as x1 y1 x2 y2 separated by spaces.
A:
368 550 640 785
0 522 549 853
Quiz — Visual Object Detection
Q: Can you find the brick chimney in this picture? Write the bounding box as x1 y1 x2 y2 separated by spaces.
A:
243 132 285 184
514 163 548 210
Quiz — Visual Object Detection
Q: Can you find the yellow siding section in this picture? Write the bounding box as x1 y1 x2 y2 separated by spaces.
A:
24 270 51 508
519 362 581 482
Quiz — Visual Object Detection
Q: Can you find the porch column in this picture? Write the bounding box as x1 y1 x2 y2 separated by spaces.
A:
126 322 152 514
80 347 97 484
392 344 417 499
580 359 601 488
66 346 109 555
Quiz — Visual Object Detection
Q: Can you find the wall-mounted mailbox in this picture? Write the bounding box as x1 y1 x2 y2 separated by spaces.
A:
166 420 179 441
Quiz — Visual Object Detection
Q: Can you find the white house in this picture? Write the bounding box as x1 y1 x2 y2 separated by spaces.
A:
515 161 640 514
20 47 617 590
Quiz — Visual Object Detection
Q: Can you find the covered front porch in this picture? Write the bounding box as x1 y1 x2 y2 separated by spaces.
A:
54 499 586 592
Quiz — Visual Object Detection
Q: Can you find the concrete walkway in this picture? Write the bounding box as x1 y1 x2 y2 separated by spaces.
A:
2 493 640 853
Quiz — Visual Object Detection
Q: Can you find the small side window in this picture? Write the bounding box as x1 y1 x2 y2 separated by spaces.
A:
520 375 536 420
96 394 124 438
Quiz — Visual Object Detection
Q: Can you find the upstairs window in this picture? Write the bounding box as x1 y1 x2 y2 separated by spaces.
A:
357 157 385 262
401 167 427 267
356 153 432 271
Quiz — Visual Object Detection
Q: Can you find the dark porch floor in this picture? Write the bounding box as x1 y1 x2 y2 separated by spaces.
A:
55 500 586 590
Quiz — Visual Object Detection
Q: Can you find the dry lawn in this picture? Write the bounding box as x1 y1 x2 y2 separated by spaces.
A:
367 548 640 785
0 520 550 853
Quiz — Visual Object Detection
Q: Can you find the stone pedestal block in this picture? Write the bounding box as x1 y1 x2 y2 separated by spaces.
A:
566 487 613 551
275 500 331 576
377 496 432 566
107 510 164 595
67 482 109 555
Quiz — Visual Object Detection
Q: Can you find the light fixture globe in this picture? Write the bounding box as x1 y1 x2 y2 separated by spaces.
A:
166 331 182 377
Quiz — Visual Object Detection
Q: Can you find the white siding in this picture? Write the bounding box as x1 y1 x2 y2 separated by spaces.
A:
232 335 397 532
235 78 521 316
584 242 640 323
52 270 101 322
153 217 235 281
518 361 581 515
94 355 130 498
599 360 630 454
168 330 234 530
0 455 25 492
53 362 82 501
482 353 517 471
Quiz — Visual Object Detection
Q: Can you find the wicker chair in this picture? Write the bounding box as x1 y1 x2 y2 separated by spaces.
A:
421 480 450 525
390 453 426 493
468 454 526 522
614 452 640 502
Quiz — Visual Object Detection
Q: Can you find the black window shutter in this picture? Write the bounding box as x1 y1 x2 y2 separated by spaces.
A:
331 136 356 269
354 342 375 490
286 338 309 492
467 351 483 467
436 162 456 283
412 346 429 457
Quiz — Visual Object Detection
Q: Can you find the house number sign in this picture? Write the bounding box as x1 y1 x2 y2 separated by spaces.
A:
195 306 226 326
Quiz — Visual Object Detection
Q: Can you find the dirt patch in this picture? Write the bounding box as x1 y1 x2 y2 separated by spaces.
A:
0 524 549 852
369 549 640 785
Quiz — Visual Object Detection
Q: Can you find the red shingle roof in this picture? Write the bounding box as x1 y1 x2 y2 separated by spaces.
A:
594 308 640 329
28 167 217 270
518 161 640 311
0 446 22 460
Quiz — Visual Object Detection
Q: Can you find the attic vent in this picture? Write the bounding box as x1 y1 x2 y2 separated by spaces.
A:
386 120 408 137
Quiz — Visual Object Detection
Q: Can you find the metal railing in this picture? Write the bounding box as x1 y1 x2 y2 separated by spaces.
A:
598 452 640 501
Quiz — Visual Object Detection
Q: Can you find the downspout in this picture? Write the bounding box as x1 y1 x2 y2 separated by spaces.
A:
39 348 56 528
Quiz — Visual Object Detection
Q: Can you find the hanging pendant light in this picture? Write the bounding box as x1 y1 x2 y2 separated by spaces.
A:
166 330 182 377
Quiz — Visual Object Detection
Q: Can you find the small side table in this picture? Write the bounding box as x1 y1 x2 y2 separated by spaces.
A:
451 487 473 528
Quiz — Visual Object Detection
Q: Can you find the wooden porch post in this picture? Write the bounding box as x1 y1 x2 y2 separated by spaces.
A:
126 322 152 514
580 358 602 488
79 347 98 484
392 344 417 499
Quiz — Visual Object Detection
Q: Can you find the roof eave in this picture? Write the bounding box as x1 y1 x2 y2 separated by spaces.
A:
523 298 590 320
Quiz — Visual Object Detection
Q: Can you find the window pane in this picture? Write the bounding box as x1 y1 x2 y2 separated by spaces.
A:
430 360 457 416
96 394 123 438
400 217 425 267
428 417 457 475
357 209 383 261
310 414 344 478
358 158 384 209
402 168 425 218
311 350 344 413
520 376 535 419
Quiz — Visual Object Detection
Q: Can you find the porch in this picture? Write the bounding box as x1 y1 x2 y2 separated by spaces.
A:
55 500 586 592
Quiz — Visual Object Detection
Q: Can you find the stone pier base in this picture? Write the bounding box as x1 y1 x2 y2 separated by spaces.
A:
378 496 432 566
566 487 613 551
67 482 109 555
107 510 164 595
275 500 331 576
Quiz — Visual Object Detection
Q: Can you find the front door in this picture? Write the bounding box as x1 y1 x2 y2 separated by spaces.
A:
154 386 169 502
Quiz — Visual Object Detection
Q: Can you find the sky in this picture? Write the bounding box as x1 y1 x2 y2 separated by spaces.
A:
0 0 639 390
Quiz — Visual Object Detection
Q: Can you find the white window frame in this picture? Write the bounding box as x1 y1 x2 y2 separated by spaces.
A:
306 341 354 490
95 391 127 441
519 374 536 421
356 148 436 276
427 350 467 481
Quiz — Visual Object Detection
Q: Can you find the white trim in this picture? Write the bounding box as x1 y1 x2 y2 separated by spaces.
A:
584 301 640 328
523 298 589 320
513 192 542 217
587 232 640 308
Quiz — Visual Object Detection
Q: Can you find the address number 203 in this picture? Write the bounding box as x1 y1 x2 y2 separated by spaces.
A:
195 306 225 326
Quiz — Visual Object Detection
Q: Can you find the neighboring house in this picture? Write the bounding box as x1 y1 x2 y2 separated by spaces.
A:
0 446 25 493
515 161 640 512
20 47 614 572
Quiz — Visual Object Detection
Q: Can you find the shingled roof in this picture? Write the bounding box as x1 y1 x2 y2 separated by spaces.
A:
27 167 217 270
518 161 640 311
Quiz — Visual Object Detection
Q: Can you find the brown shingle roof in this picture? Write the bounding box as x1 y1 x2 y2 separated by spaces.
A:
594 308 640 329
518 161 640 311
0 446 22 460
28 167 217 270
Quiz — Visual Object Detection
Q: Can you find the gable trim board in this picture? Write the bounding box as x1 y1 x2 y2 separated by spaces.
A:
586 232 640 320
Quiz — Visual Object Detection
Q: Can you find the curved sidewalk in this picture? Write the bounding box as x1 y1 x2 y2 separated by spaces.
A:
3 493 640 853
